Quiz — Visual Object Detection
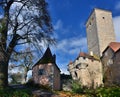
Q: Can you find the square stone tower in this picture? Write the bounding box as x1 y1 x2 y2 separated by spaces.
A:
86 8 116 57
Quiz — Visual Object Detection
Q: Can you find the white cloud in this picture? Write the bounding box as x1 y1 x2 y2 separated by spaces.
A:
57 36 87 55
0 15 3 19
53 19 72 35
57 61 70 74
54 20 63 30
61 67 69 74
113 16 120 42
51 36 87 74
27 70 32 80
115 2 120 10
52 20 88 75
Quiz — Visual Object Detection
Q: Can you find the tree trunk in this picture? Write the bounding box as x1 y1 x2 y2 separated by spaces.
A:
24 72 27 83
22 67 28 83
0 51 8 88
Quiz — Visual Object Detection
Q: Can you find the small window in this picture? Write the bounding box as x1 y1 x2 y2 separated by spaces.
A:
76 63 81 69
83 57 86 59
89 22 91 25
74 71 78 77
38 69 45 75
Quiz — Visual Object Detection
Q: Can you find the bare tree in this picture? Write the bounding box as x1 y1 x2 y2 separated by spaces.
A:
0 0 54 88
9 72 23 84
17 48 34 83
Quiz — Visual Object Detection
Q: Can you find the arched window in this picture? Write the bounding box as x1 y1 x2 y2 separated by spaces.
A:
74 71 78 77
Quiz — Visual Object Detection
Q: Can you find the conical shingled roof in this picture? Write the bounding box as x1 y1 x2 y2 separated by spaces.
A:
37 47 55 64
32 47 60 71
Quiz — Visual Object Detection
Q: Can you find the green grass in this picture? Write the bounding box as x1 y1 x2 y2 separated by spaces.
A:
71 81 120 97
71 81 84 94
0 87 32 97
85 86 120 97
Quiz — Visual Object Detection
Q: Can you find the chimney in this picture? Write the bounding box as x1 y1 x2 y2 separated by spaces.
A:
53 54 56 63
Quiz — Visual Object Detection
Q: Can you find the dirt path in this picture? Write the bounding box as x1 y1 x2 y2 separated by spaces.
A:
32 90 86 97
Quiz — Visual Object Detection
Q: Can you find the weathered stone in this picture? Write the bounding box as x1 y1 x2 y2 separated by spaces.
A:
32 47 61 90
68 52 103 89
86 8 116 57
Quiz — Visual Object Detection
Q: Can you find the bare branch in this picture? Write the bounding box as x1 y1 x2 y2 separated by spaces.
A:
16 0 29 18
7 34 22 57
16 41 29 45
13 49 37 55
17 19 33 30
5 0 14 12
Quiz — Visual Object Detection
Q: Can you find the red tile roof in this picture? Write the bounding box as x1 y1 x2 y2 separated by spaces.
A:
79 52 89 57
69 61 73 64
109 42 120 52
77 52 100 60
68 52 100 65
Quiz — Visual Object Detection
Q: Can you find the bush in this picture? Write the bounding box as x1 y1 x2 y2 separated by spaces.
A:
0 87 32 97
71 81 84 94
86 87 120 97
96 87 120 97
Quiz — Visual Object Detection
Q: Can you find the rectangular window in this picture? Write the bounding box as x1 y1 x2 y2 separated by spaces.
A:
38 69 45 75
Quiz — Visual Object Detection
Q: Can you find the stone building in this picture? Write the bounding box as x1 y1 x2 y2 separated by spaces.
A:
101 42 120 86
86 8 116 57
68 8 120 88
32 47 61 90
68 52 103 89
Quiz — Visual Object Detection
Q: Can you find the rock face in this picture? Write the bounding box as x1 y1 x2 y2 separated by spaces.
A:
68 52 103 89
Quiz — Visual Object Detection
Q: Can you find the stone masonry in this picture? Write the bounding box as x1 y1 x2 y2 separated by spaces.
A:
68 8 117 89
68 52 103 89
86 8 116 57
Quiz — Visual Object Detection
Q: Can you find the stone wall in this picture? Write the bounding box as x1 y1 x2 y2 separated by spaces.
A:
32 63 61 90
86 10 100 56
102 49 120 86
101 48 114 86
53 63 61 90
112 50 120 85
68 56 103 89
86 8 116 57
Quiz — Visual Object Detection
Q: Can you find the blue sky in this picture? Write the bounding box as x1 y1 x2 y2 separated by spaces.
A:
46 0 120 74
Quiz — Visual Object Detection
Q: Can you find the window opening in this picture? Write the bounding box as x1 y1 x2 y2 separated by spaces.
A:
38 69 45 75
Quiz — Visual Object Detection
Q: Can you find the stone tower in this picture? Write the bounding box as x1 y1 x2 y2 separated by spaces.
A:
86 8 116 57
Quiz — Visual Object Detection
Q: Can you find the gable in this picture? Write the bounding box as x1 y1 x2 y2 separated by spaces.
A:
32 47 60 72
